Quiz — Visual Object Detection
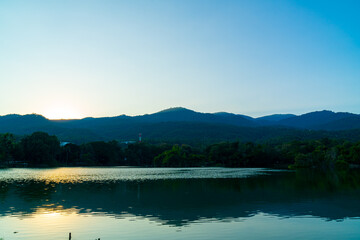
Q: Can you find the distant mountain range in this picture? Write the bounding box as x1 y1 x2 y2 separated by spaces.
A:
1 107 360 144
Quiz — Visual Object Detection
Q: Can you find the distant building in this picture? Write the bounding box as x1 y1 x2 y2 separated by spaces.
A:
60 142 71 147
121 141 136 144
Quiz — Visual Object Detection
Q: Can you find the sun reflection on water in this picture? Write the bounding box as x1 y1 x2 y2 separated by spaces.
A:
0 167 272 183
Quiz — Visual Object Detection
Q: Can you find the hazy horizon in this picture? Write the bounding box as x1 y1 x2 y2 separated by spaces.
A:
1 0 359 119
0 106 358 120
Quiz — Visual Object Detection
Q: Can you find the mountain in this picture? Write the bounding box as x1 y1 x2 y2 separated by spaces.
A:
0 108 360 144
256 114 296 122
0 114 102 142
277 110 356 129
317 115 360 131
0 114 53 134
134 107 257 127
213 112 255 121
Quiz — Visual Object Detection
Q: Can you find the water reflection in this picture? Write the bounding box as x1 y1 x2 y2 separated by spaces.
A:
1 168 360 226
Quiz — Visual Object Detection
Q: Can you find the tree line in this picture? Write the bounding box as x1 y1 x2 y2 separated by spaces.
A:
0 131 359 169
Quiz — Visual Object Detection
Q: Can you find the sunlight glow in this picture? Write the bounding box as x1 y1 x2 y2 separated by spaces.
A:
43 105 83 120
43 212 61 218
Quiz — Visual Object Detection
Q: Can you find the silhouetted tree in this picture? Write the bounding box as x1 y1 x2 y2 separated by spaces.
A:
59 143 81 166
20 132 60 166
0 133 16 166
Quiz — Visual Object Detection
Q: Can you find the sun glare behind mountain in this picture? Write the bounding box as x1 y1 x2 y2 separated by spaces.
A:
43 106 82 120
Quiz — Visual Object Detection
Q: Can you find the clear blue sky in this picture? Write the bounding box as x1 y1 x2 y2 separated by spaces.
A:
0 0 359 119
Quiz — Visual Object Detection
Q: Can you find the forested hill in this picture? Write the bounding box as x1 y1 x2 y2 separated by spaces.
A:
1 108 360 144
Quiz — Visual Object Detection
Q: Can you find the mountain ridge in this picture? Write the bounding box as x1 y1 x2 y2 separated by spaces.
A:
1 107 357 122
0 108 359 144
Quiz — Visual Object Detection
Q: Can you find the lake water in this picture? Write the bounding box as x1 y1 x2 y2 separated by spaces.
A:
0 167 360 240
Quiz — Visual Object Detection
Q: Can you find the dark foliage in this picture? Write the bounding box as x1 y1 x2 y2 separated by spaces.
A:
1 131 359 169
20 132 60 166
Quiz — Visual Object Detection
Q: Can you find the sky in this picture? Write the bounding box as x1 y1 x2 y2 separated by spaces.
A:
0 0 359 119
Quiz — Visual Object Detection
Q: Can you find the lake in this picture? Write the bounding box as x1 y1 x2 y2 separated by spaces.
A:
0 167 360 239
